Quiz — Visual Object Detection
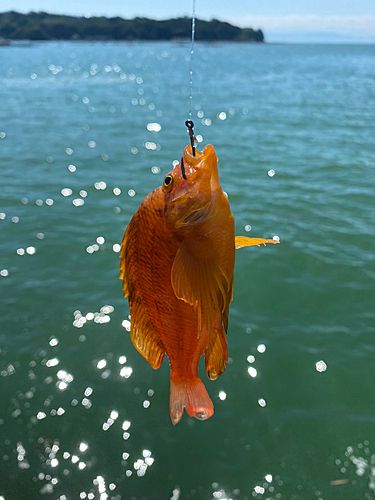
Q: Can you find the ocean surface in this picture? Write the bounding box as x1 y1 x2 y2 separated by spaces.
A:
0 41 375 500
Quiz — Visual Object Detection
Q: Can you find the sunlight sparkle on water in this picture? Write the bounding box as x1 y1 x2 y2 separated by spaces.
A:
82 398 92 409
72 198 85 207
100 305 114 314
315 360 327 372
61 188 72 197
254 485 265 494
79 442 88 453
133 450 155 477
144 141 157 151
248 367 257 378
110 410 119 420
218 391 227 401
146 122 161 132
120 366 133 379
46 358 59 368
122 420 131 431
56 370 74 391
122 319 131 331
73 306 114 326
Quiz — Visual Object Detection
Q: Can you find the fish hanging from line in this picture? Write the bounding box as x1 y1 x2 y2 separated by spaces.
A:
120 144 278 425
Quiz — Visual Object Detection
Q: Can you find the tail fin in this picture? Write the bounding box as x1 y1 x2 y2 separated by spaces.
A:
169 375 214 426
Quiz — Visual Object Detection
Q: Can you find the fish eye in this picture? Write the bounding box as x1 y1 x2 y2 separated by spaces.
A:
163 175 173 188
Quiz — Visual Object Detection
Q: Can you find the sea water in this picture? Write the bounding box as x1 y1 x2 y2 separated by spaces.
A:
1 41 375 499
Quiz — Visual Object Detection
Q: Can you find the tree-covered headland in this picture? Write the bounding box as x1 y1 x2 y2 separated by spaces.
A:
0 11 264 42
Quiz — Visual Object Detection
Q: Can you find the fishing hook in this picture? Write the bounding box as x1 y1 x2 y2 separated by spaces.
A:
185 119 196 157
180 157 187 179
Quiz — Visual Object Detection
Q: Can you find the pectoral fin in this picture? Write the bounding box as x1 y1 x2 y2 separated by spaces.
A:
171 241 232 335
235 236 279 249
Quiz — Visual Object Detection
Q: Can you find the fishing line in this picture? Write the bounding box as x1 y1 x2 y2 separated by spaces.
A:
188 0 196 120
183 0 197 159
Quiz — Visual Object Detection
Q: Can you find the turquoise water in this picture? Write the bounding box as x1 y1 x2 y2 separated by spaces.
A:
1 41 375 499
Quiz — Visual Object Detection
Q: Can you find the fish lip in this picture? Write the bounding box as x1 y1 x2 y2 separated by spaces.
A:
182 144 216 168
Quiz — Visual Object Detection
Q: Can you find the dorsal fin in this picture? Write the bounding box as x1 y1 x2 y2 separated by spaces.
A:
119 227 129 298
120 211 165 369
129 297 165 369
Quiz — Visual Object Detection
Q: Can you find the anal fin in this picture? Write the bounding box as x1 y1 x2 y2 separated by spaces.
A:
205 325 228 380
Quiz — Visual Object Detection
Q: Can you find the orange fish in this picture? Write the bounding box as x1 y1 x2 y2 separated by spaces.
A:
120 144 277 425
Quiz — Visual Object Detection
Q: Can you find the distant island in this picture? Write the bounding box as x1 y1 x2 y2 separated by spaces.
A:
0 11 264 42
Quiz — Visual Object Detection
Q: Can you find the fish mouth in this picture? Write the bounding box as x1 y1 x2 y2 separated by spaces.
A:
182 143 217 167
181 143 220 191
181 144 218 179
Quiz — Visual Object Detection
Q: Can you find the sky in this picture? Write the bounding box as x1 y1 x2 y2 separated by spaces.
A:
1 0 375 42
